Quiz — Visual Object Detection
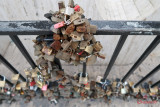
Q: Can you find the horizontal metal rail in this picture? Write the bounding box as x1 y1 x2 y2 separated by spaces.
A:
0 21 160 35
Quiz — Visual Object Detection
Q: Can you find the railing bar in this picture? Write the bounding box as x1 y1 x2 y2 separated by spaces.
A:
9 35 37 69
0 75 13 87
121 36 160 82
151 80 160 88
0 54 26 81
82 62 86 77
134 64 160 88
102 35 128 81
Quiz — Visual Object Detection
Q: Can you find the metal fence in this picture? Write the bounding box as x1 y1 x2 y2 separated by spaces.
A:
0 20 160 88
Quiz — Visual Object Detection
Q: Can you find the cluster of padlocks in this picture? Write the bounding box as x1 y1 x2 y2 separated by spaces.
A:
0 0 160 105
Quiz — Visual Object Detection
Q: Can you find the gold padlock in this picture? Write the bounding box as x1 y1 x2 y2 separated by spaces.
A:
85 45 93 54
80 41 88 49
86 55 97 65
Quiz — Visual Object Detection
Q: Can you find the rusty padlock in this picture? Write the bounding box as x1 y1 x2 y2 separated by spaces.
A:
42 46 53 55
53 34 61 41
93 42 103 52
73 19 85 25
65 24 75 34
86 55 97 65
50 41 61 51
70 13 80 22
84 45 93 54
80 41 88 49
76 24 86 33
70 31 84 41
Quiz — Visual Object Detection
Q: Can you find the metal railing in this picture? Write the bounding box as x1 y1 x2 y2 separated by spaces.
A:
0 20 160 88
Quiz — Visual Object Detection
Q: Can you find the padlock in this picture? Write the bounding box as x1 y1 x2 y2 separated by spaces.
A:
80 41 88 49
86 55 97 65
50 41 61 51
65 24 75 34
90 25 97 34
79 73 88 84
55 51 71 62
65 7 74 15
53 34 61 41
93 42 103 52
68 0 74 8
70 13 80 22
73 19 85 25
76 24 86 33
50 25 60 34
43 54 55 62
54 21 65 29
42 46 53 55
71 41 79 49
58 1 65 10
84 45 93 54
51 15 64 22
70 31 84 41
41 84 48 91
11 74 19 84
83 34 93 41
0 76 5 88
61 40 72 50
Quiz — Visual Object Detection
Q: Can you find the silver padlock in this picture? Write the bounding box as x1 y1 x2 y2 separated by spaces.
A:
73 19 85 25
79 73 88 84
84 45 93 54
65 7 74 16
61 40 72 50
70 31 84 41
80 41 88 49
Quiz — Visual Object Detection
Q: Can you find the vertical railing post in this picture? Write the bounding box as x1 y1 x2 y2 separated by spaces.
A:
9 35 37 69
0 54 26 81
102 35 128 81
122 36 160 82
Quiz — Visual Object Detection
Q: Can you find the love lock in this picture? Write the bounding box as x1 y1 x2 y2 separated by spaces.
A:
79 73 88 85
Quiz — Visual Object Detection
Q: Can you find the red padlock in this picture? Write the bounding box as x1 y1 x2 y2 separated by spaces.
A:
74 5 80 12
30 81 36 86
54 21 65 29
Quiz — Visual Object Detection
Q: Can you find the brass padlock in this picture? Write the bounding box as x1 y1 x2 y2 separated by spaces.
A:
70 31 84 41
83 34 93 41
53 34 61 41
61 40 72 50
84 45 93 54
43 54 55 62
42 46 53 55
79 73 88 84
71 41 79 49
50 41 61 51
65 24 75 34
93 42 103 52
86 55 97 65
11 74 19 84
73 19 85 25
80 41 88 49
76 24 86 33
65 7 74 15
90 25 97 34
70 13 80 22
